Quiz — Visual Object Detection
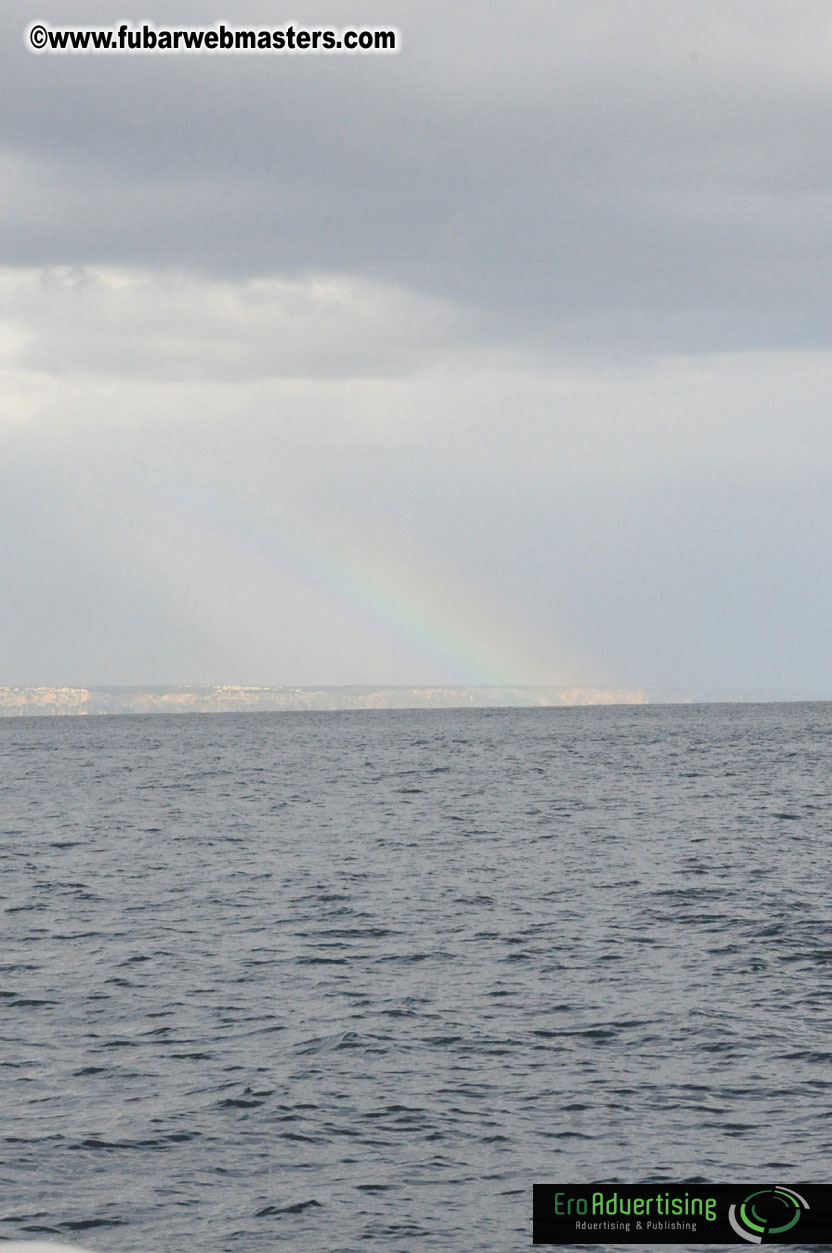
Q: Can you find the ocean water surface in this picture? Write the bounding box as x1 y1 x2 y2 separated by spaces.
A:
1 704 830 1251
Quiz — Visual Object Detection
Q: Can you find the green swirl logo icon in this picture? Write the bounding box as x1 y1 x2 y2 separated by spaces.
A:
728 1187 808 1243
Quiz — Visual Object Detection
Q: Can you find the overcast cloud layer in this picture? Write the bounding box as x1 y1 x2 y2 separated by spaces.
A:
2 1 831 696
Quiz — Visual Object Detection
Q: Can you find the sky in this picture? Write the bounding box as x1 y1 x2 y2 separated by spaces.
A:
2 0 831 697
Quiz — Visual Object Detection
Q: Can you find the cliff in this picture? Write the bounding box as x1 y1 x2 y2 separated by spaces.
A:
0 685 648 716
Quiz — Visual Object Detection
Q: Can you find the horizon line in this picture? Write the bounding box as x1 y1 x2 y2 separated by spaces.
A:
1 683 831 713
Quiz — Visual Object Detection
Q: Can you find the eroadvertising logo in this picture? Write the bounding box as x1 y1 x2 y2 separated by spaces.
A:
727 1188 807 1244
533 1183 832 1245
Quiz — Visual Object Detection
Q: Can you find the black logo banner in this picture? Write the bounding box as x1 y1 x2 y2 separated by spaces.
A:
533 1183 832 1244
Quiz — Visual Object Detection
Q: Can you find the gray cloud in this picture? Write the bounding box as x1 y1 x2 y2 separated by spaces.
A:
0 266 475 380
3 1 832 352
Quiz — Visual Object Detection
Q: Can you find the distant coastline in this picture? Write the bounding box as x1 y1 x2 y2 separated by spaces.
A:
0 685 649 716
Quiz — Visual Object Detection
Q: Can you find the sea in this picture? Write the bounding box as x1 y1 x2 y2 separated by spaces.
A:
1 703 830 1252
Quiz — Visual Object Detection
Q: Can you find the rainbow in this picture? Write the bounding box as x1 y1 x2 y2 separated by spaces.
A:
133 474 582 685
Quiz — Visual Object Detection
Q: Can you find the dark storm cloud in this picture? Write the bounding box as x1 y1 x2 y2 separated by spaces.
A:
4 0 832 351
